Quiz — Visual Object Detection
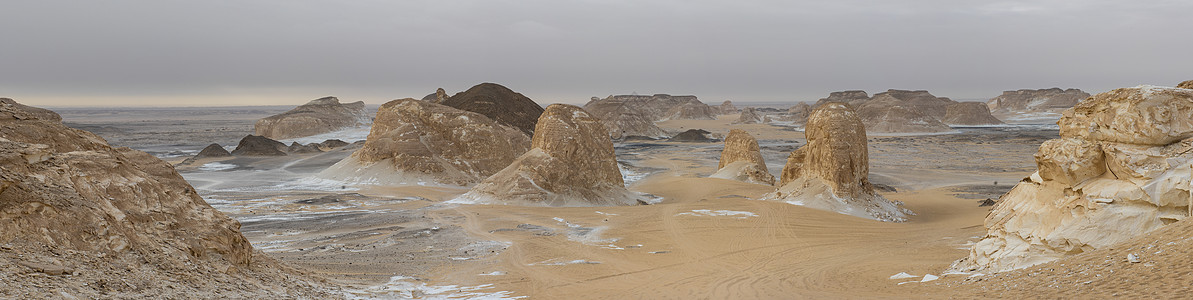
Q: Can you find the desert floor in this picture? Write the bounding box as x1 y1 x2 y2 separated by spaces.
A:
63 108 1060 298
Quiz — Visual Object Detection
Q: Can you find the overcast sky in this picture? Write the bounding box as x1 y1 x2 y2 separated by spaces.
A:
2 0 1191 107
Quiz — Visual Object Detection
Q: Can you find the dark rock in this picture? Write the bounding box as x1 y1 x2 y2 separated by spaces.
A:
442 83 544 135
230 135 287 156
668 129 714 142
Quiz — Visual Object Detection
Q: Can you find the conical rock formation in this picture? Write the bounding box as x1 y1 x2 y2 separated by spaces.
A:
453 104 644 206
711 129 775 185
733 107 764 124
762 103 911 222
954 85 1193 273
320 99 531 186
942 102 1004 125
442 83 544 135
254 96 369 140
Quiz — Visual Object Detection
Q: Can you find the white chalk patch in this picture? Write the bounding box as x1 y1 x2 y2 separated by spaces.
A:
479 271 507 276
675 209 758 219
528 259 602 266
920 274 939 282
595 211 618 216
889 272 918 280
346 276 525 299
197 162 238 171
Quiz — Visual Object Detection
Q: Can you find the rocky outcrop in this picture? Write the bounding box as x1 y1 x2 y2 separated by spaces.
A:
942 102 1005 125
254 96 369 140
0 98 61 122
814 90 870 107
231 135 288 156
668 129 715 142
287 142 322 154
319 99 531 186
197 143 232 158
584 94 717 138
954 85 1193 273
318 139 349 150
711 129 774 185
762 103 911 222
441 83 544 135
854 97 952 133
453 104 643 206
1179 80 1193 89
719 100 738 114
0 100 327 297
986 88 1090 119
734 107 764 124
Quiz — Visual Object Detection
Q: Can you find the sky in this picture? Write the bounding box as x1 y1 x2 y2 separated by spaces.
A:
2 0 1191 107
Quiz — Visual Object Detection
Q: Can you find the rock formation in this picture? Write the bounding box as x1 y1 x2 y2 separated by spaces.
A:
0 98 61 122
853 97 952 133
954 85 1193 272
668 129 715 142
813 90 871 107
287 142 322 154
711 129 775 185
196 143 232 158
762 103 911 222
1179 80 1193 90
254 96 369 140
453 104 643 206
942 102 1005 125
230 135 288 156
719 100 738 114
320 99 531 186
584 94 717 138
734 107 764 124
318 139 349 150
435 88 448 103
0 100 329 297
985 88 1090 119
441 83 544 135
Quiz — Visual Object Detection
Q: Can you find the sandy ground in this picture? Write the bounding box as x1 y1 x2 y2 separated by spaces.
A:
60 108 1066 298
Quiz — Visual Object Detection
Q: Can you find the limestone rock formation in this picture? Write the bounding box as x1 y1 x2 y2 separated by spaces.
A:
762 103 911 222
711 129 775 185
986 88 1090 119
0 100 329 297
954 85 1193 272
584 94 717 138
668 129 715 142
320 99 531 186
0 98 61 122
719 100 738 114
254 96 369 140
942 102 1005 125
231 135 288 156
441 83 544 135
1179 80 1193 89
814 90 871 107
734 107 764 124
196 143 232 158
453 104 643 206
854 97 952 133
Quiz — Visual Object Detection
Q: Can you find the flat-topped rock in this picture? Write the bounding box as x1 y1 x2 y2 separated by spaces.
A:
441 83 544 135
254 96 369 140
584 93 717 138
319 99 531 186
986 88 1090 117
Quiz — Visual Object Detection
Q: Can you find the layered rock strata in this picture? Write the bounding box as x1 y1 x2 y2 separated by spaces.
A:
320 99 531 186
986 88 1090 118
711 129 775 185
954 85 1193 272
733 107 764 124
453 104 643 206
762 103 911 222
254 96 369 140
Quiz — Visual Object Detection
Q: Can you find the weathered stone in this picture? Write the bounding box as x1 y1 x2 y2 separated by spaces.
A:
711 129 774 185
230 135 288 156
196 143 232 158
287 142 322 154
320 99 530 186
254 96 369 140
1178 80 1193 89
442 83 544 135
733 107 764 124
436 88 448 103
317 139 349 150
454 104 643 206
0 98 61 122
1059 86 1193 146
762 103 911 222
986 88 1090 116
942 102 1004 125
584 94 716 138
854 98 952 133
719 100 738 114
664 102 718 120
668 129 715 142
1034 138 1105 186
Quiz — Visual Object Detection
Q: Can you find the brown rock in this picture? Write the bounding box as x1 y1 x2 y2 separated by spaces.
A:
1178 80 1193 89
435 88 448 103
582 98 669 139
942 102 1004 125
287 142 323 154
733 107 764 124
762 103 911 222
254 96 369 140
719 100 738 114
986 88 1090 115
712 129 774 185
320 99 530 186
442 83 544 135
1034 138 1105 185
0 98 61 122
813 90 871 108
454 104 643 206
584 94 716 138
196 143 232 158
230 135 288 156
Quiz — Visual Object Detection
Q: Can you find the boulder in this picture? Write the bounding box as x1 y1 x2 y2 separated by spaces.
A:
762 103 911 222
1179 80 1193 90
254 96 369 140
319 99 531 186
954 84 1193 273
942 102 1005 125
0 98 61 122
453 104 644 206
230 135 288 156
733 107 764 124
711 129 775 185
986 88 1090 116
441 83 544 135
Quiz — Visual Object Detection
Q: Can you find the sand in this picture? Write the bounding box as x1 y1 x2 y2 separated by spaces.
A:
53 107 1104 298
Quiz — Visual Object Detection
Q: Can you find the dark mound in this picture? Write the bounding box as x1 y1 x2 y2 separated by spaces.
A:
318 139 349 150
231 135 287 156
668 129 715 142
442 83 544 135
287 142 323 154
196 143 232 158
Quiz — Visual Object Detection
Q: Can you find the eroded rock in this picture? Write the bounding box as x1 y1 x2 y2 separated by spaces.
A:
711 129 774 185
442 83 544 135
584 94 716 138
733 107 764 124
230 135 288 156
943 102 1005 125
986 88 1090 118
254 96 369 140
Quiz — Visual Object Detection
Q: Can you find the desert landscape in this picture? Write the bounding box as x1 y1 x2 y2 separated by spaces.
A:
4 2 1193 299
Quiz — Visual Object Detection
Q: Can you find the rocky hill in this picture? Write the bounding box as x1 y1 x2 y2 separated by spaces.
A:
985 88 1090 120
584 94 717 138
441 83 544 135
809 89 1001 133
254 96 369 140
711 129 774 185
